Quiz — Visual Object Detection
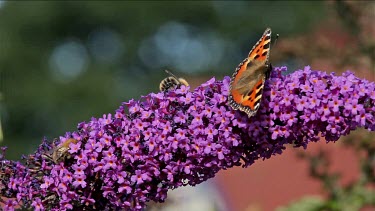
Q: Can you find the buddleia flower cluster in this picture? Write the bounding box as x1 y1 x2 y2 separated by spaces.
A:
0 66 374 210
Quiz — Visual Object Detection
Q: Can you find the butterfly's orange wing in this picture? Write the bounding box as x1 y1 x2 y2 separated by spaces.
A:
229 28 272 117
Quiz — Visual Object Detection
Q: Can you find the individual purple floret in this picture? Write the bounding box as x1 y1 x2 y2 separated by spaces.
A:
0 66 374 210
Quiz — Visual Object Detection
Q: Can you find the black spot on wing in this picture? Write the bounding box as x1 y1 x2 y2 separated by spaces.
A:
255 89 263 99
253 98 260 107
247 90 254 97
263 42 270 50
254 54 260 60
261 51 268 57
256 82 263 90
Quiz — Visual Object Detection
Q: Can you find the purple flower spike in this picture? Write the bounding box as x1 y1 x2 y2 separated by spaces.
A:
0 66 374 210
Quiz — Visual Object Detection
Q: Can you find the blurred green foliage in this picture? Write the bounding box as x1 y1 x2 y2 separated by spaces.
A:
0 2 326 158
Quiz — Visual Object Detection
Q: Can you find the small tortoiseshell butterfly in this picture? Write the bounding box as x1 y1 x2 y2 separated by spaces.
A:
159 70 189 92
228 28 273 118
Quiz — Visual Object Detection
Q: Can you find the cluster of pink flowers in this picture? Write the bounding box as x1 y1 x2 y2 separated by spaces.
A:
0 66 374 210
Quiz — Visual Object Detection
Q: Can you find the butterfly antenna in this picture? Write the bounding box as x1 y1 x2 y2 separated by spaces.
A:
272 33 279 49
164 69 179 80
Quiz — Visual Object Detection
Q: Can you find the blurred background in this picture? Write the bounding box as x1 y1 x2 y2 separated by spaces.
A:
0 1 374 211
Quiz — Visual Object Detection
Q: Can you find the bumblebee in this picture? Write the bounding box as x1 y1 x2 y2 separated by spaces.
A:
159 70 189 92
50 138 78 164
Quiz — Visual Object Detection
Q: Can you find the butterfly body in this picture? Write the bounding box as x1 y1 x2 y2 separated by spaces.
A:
229 28 273 117
159 70 189 92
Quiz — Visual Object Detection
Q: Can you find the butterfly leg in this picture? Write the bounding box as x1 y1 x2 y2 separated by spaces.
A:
265 63 273 79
